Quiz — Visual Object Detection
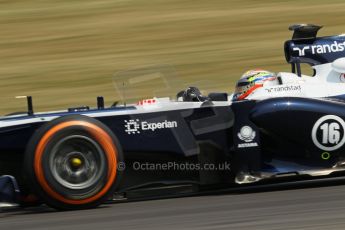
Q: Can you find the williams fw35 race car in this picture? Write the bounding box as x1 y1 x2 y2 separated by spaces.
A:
2 24 345 210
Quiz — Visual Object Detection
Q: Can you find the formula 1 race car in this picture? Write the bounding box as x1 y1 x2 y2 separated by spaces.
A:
2 24 345 210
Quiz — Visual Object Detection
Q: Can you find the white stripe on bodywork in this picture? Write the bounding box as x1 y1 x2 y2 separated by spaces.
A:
0 100 231 128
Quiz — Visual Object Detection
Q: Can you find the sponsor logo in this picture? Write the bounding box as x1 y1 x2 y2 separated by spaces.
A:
125 119 177 134
237 126 258 148
265 85 301 93
293 41 345 57
238 126 256 142
293 46 310 56
124 119 141 134
238 142 259 148
312 115 345 151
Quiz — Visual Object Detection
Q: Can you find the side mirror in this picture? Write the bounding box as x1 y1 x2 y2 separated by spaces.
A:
332 58 345 73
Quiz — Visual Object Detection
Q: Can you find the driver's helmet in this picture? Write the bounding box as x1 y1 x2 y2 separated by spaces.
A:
233 69 278 101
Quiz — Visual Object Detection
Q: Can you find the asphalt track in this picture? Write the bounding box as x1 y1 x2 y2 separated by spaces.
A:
2 179 345 230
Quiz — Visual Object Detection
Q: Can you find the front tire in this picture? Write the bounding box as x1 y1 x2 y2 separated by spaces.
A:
24 115 123 210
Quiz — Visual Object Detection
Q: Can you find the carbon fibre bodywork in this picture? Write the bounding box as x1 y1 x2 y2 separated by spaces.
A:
0 104 235 197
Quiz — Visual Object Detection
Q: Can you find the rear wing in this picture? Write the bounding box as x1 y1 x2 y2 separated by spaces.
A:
284 24 345 76
289 24 322 40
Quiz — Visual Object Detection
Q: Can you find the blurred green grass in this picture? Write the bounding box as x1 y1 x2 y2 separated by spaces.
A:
0 0 345 113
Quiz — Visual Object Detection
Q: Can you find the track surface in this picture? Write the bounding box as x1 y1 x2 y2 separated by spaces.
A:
2 182 345 230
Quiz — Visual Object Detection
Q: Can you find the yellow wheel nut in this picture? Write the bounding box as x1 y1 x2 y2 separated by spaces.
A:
71 158 82 167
